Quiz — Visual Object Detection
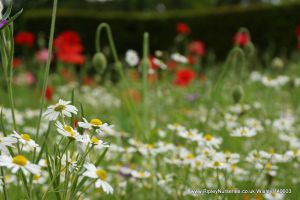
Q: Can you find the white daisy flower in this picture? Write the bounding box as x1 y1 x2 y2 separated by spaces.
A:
0 134 17 154
0 154 41 175
78 118 105 130
208 153 228 169
43 99 78 121
231 127 256 137
78 134 109 150
55 121 81 140
285 149 300 161
83 163 113 194
12 131 39 149
198 134 222 148
244 118 263 132
171 53 188 64
264 192 284 200
131 170 151 179
125 49 139 67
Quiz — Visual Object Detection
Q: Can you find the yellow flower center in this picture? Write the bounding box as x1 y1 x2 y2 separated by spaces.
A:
174 123 180 128
293 149 299 156
204 134 213 141
186 153 195 159
13 155 28 166
90 137 99 144
231 165 237 171
196 161 202 167
139 172 145 177
54 104 65 112
240 129 247 135
21 134 31 141
265 163 272 171
64 126 75 137
213 161 221 167
90 118 103 126
96 169 107 180
188 132 193 136
33 174 40 180
146 144 153 149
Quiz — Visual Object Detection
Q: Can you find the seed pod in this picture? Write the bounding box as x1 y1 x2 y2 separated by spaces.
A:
92 52 107 73
232 86 244 104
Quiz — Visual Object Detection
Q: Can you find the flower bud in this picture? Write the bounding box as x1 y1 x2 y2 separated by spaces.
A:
92 52 107 73
232 86 244 103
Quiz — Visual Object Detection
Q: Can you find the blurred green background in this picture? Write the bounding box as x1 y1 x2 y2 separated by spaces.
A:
5 0 300 58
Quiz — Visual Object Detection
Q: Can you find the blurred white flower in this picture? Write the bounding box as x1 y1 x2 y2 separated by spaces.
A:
264 192 284 200
125 49 139 67
171 53 188 64
231 127 256 137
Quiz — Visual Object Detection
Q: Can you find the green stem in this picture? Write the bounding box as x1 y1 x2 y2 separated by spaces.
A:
1 167 8 200
142 32 150 138
95 23 119 62
35 0 58 139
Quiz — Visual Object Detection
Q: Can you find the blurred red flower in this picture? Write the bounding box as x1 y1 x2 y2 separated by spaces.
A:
174 68 196 87
45 86 53 101
15 32 35 48
54 31 85 65
13 58 22 69
176 23 191 35
296 26 300 37
188 40 205 56
233 32 249 47
150 56 159 70
82 76 94 86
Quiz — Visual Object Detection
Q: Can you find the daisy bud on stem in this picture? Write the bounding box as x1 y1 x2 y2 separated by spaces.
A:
232 85 244 104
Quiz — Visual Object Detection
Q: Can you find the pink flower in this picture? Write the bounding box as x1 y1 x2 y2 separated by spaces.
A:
14 72 36 86
35 48 51 63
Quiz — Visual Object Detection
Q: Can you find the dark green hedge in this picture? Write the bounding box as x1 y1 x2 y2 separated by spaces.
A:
15 4 300 58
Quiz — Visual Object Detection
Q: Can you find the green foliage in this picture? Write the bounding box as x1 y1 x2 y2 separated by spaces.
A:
16 4 300 58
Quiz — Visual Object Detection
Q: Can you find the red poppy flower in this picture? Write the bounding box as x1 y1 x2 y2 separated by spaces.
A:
188 40 205 56
233 32 249 47
176 23 191 35
15 32 35 48
45 86 53 101
174 68 196 87
296 26 300 37
54 31 85 65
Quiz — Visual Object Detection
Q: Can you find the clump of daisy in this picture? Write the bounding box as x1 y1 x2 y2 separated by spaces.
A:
43 99 78 121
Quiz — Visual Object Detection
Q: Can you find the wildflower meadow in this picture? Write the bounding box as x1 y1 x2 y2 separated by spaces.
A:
0 0 300 199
